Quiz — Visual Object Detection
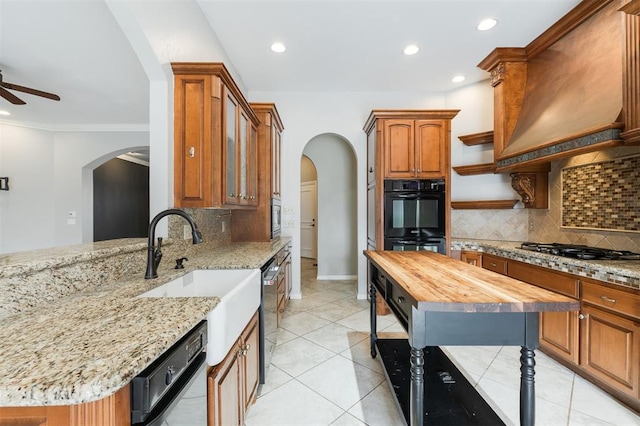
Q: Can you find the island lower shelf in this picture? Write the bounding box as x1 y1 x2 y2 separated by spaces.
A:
376 339 504 425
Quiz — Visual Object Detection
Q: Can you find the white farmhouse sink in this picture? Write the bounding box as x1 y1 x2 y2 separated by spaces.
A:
138 268 261 365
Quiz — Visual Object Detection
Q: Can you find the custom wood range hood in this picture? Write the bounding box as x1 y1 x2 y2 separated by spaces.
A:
478 0 640 208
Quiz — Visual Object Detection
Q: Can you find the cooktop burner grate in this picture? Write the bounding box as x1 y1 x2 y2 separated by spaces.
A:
519 242 640 260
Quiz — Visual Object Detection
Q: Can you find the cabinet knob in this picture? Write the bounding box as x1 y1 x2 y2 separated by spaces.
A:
237 193 243 199
369 167 373 173
188 146 195 158
578 314 586 320
229 193 236 198
490 262 497 267
397 296 405 304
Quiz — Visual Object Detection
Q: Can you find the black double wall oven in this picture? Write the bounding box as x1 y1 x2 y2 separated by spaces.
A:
383 179 446 254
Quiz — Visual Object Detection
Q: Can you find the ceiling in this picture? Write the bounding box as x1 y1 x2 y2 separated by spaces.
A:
0 0 581 128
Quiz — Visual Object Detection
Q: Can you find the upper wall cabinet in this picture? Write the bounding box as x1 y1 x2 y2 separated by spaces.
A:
231 103 285 242
383 119 449 179
172 63 259 209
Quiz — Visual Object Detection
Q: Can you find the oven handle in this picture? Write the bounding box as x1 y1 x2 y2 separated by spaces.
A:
393 240 444 244
133 352 206 426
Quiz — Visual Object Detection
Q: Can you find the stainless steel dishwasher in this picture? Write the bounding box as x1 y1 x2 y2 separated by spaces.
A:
258 256 279 394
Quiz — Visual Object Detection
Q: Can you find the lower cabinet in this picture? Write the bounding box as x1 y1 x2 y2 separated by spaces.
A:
0 386 130 426
460 250 482 267
208 311 259 426
477 252 640 411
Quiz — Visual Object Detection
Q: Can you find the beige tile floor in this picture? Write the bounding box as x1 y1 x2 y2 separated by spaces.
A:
245 258 640 426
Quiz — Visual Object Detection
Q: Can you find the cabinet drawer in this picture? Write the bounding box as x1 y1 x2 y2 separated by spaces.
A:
387 281 412 326
508 261 579 299
482 254 507 275
582 281 640 321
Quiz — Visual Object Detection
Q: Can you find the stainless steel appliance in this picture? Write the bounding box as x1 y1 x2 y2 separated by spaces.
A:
519 242 640 260
271 198 282 239
384 237 446 253
259 256 279 394
384 179 446 254
131 321 208 425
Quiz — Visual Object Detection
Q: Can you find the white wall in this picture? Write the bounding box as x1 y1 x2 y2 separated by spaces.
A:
53 131 149 247
0 124 148 253
0 124 55 253
303 134 357 279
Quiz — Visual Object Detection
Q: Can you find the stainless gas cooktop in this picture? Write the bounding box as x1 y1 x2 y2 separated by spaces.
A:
519 242 640 260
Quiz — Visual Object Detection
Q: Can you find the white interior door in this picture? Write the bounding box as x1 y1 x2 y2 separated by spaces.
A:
300 181 317 259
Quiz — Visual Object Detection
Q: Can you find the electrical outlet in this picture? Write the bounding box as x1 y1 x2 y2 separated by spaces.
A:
528 217 535 231
284 206 295 214
183 224 190 239
222 221 226 233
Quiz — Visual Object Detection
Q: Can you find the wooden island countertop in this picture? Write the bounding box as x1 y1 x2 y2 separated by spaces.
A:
364 250 581 426
364 250 580 313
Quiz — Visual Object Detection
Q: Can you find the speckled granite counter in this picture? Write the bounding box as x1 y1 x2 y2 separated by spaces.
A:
452 239 640 290
0 237 290 407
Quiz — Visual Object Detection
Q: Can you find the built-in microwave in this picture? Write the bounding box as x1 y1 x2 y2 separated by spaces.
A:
271 198 281 239
384 179 445 239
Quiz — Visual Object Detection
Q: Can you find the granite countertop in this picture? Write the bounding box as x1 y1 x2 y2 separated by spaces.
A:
0 237 290 407
452 239 640 290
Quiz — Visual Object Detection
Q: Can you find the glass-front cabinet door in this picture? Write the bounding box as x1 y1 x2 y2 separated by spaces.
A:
225 90 238 205
248 123 258 206
239 110 248 204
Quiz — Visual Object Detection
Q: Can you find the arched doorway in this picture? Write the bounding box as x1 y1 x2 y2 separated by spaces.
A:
301 134 357 281
82 147 149 243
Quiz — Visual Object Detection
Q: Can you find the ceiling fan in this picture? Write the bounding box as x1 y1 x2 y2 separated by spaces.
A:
0 70 60 105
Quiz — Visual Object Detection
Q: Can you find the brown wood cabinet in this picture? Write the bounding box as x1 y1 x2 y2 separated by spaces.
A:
208 311 260 426
580 279 640 402
383 119 449 179
172 63 259 209
363 110 459 257
460 250 482 267
231 103 284 242
0 385 130 426
478 252 640 411
275 244 291 326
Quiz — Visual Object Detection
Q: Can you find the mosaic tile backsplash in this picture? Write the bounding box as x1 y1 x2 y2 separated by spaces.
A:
561 155 639 232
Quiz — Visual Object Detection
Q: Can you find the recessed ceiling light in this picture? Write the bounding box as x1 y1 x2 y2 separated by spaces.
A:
0 110 10 116
403 45 419 56
270 42 286 53
477 18 498 31
452 75 466 83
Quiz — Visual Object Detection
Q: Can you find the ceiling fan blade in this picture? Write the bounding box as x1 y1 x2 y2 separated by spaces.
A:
0 82 60 101
0 85 26 105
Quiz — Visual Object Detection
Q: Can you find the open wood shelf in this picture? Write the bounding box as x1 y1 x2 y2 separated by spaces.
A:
452 163 495 175
450 200 519 209
458 131 494 146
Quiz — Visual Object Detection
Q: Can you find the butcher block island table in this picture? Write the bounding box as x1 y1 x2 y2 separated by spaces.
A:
364 250 580 426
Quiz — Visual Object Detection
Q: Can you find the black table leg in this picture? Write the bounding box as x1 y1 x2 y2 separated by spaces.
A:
519 345 536 426
410 345 424 426
369 281 377 358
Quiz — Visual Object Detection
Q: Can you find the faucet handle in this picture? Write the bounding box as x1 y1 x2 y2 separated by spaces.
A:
175 257 188 269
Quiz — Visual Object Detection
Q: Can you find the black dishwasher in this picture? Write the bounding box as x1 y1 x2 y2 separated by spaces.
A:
131 320 208 425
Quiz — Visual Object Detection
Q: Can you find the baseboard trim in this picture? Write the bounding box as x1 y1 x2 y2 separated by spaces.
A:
316 274 357 281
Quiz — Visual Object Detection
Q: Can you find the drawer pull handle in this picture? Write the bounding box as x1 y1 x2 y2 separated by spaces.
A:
600 296 616 304
398 296 405 304
490 262 497 267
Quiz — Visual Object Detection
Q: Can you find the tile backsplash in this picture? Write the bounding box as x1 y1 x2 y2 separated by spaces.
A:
561 154 639 232
530 146 640 253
